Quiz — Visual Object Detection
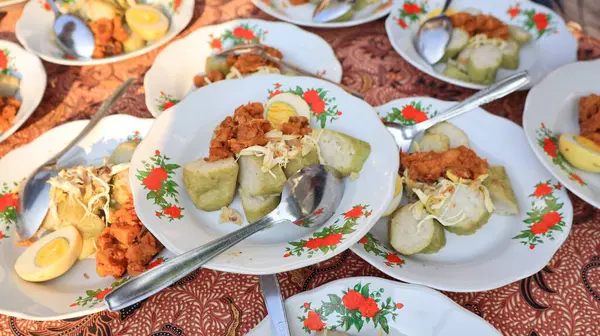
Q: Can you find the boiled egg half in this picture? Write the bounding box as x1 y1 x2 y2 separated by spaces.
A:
125 5 169 41
383 174 404 216
265 93 311 129
558 134 600 173
14 225 82 282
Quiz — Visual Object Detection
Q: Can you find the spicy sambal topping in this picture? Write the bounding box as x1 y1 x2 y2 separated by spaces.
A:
579 94 600 146
451 13 510 40
0 96 21 133
400 145 489 182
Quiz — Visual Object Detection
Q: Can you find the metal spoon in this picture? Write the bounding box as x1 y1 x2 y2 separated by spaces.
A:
104 164 345 311
385 71 530 152
15 78 135 240
312 0 356 23
45 0 95 59
415 0 453 65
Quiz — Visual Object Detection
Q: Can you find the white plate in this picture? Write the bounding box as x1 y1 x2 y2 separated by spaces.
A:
384 0 577 90
15 0 194 66
0 0 28 9
0 40 46 144
251 0 392 28
247 277 501 335
523 59 600 208
350 97 573 292
144 18 342 117
130 74 398 274
0 115 173 320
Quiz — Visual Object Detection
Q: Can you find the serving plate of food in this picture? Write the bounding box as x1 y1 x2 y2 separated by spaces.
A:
0 40 47 144
523 59 600 209
251 0 392 28
15 0 194 66
248 277 501 335
0 114 173 320
385 0 576 90
350 97 573 292
144 19 342 117
130 74 398 274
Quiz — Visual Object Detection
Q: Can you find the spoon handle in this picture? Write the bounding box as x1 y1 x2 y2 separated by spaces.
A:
104 215 283 312
412 71 530 134
45 78 134 167
441 0 452 14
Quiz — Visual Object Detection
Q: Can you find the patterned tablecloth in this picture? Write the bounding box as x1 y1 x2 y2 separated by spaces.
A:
1 1 600 335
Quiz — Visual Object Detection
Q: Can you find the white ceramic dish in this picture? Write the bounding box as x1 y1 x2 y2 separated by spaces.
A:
15 0 194 66
247 277 501 335
384 0 577 90
350 97 573 292
144 19 343 117
0 115 173 320
130 74 398 274
251 0 392 28
523 59 600 208
0 40 46 144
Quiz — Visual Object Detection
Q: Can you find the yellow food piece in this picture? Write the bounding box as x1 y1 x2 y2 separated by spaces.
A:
265 92 311 129
14 226 82 282
125 5 169 41
383 175 404 217
394 174 402 196
267 102 297 129
558 134 600 173
424 8 456 20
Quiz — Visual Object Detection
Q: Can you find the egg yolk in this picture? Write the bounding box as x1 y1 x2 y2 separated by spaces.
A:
424 8 456 20
130 9 160 25
35 238 69 267
267 102 297 128
394 176 402 196
575 135 600 153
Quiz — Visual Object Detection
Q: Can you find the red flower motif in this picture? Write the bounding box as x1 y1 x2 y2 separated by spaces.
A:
95 288 113 300
155 150 161 155
555 183 562 190
143 175 162 191
543 138 557 158
43 1 51 11
336 111 342 116
283 253 291 258
365 211 372 217
303 311 326 331
210 38 222 51
303 90 320 104
359 297 380 318
150 167 168 181
155 211 163 218
322 233 342 246
303 302 310 309
233 27 247 39
147 258 165 269
570 174 584 185
403 3 420 14
269 89 281 98
401 105 428 123
0 230 3 240
69 302 78 307
359 236 368 244
163 101 175 110
532 13 549 30
533 183 552 198
386 253 403 265
345 205 364 219
397 18 408 28
507 6 520 18
396 303 404 309
535 18 549 31
342 290 365 310
305 237 323 249
529 244 535 250
242 30 255 41
164 205 182 219
294 219 304 226
530 221 550 235
275 83 281 88
542 211 561 227
311 100 326 114
0 50 7 70
314 208 324 215
0 192 19 213
173 0 181 11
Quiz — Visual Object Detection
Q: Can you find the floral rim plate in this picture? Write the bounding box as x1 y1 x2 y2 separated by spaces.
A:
384 0 577 90
145 18 342 117
247 277 501 335
0 114 173 320
350 97 573 292
0 40 46 144
251 0 393 28
15 0 194 66
130 74 398 274
523 59 600 209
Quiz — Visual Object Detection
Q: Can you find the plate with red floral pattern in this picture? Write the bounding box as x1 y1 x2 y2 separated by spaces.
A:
144 19 342 117
129 74 398 274
0 115 173 320
247 277 501 335
523 59 600 209
350 97 573 292
385 0 576 90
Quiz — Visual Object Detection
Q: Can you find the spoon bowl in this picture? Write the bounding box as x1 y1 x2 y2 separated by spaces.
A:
105 164 345 311
414 0 453 65
46 0 95 59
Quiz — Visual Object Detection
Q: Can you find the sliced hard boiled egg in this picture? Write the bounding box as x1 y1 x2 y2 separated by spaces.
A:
423 8 456 21
265 92 311 129
383 174 404 217
14 226 82 282
125 5 169 41
559 134 600 173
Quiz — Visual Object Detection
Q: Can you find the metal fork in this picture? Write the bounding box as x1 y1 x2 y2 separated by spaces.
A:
385 71 530 153
214 44 364 100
